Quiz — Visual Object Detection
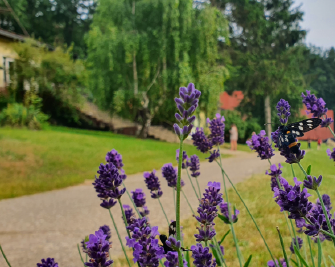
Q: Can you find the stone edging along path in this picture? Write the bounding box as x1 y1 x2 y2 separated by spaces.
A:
0 150 282 266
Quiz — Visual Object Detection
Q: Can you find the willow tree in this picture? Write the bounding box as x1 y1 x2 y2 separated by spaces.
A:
86 0 228 137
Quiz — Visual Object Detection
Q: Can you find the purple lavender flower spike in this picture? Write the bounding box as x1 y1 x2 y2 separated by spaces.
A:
164 251 188 267
105 149 127 180
192 127 213 153
187 155 200 178
174 83 201 139
165 236 181 250
289 237 303 254
162 163 178 187
302 90 331 128
132 188 146 207
99 225 112 243
93 162 125 209
207 113 225 146
303 175 322 190
273 177 313 219
140 206 150 217
37 258 59 267
126 217 165 266
276 99 291 125
317 194 332 211
219 201 240 224
143 170 163 199
122 205 135 225
246 130 274 160
266 163 288 191
267 259 288 267
327 148 335 162
176 149 188 169
194 182 223 242
207 150 220 163
191 243 217 267
84 229 113 267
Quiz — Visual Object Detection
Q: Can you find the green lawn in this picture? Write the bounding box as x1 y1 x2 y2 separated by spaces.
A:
0 126 227 200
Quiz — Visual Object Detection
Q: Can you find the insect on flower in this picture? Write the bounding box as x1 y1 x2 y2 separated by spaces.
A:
278 118 322 153
159 221 190 253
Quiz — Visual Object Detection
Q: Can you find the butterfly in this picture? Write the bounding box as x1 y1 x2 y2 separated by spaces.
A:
159 221 190 253
278 118 322 153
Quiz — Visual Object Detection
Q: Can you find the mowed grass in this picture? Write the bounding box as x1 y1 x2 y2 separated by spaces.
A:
177 144 335 266
0 126 226 200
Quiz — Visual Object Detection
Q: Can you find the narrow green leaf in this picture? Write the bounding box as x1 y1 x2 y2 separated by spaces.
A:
293 245 309 267
306 165 312 175
317 238 322 267
291 259 299 267
218 214 231 224
219 229 231 244
210 241 222 266
276 227 289 267
186 248 191 267
243 255 252 267
328 256 335 266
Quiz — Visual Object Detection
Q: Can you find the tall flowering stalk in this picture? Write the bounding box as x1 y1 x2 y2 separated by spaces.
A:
173 82 201 267
0 244 11 267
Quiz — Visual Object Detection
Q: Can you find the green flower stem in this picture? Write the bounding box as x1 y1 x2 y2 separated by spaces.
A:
158 197 169 226
322 249 328 267
213 236 225 265
297 162 308 179
215 162 278 267
315 188 335 246
290 219 302 267
108 209 132 267
77 244 86 267
303 235 308 265
176 135 184 267
186 168 200 200
123 182 142 218
118 199 131 238
181 188 195 215
328 125 335 138
0 244 12 267
173 189 176 212
307 236 315 267
195 178 201 199
291 164 296 178
276 227 289 267
217 147 243 267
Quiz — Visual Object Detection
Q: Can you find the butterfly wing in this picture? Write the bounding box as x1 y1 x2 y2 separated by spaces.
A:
287 118 322 137
169 221 176 237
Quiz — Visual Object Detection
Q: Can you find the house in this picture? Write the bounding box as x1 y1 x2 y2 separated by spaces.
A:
220 91 334 141
0 28 26 93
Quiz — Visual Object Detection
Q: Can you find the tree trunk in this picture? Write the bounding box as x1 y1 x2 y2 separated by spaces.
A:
138 110 151 139
264 94 272 143
132 0 138 96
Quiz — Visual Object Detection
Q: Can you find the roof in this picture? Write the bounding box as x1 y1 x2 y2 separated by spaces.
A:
220 91 244 110
298 108 334 141
0 28 26 41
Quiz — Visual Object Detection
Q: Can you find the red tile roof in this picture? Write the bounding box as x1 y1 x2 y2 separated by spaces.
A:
220 91 244 110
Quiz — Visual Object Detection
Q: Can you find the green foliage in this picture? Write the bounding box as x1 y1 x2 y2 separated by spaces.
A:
221 110 261 142
86 0 229 129
10 39 88 126
0 103 48 129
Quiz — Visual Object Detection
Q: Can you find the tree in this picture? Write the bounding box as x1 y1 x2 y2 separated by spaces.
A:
86 0 229 138
212 0 307 139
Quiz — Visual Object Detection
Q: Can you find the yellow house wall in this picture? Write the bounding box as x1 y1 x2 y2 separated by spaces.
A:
0 37 18 88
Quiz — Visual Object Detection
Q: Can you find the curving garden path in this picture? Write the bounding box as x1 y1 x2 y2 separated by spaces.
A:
0 150 282 266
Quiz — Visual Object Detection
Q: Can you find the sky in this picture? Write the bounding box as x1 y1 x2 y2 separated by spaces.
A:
297 0 335 49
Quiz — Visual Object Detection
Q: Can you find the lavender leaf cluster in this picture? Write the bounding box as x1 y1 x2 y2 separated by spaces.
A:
174 83 201 139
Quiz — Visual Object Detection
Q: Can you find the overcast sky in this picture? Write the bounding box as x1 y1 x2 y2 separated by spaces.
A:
297 0 335 49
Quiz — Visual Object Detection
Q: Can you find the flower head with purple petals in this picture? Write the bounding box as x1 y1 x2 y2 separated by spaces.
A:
327 148 335 162
246 130 274 160
219 201 239 224
191 128 213 153
164 251 187 267
174 83 201 139
206 150 220 163
99 225 112 243
303 175 322 190
289 237 303 254
267 259 288 267
93 162 126 209
122 205 135 225
276 99 291 125
105 149 127 180
84 228 113 267
266 163 289 191
144 170 163 199
207 113 225 146
37 258 59 267
187 155 200 178
301 90 332 127
191 243 216 267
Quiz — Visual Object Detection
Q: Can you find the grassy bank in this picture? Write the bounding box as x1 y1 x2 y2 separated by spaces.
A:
0 126 227 200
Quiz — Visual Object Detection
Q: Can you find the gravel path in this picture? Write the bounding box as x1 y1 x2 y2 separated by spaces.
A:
0 150 282 266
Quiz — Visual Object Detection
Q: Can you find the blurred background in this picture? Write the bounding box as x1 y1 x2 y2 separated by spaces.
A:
0 0 335 266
